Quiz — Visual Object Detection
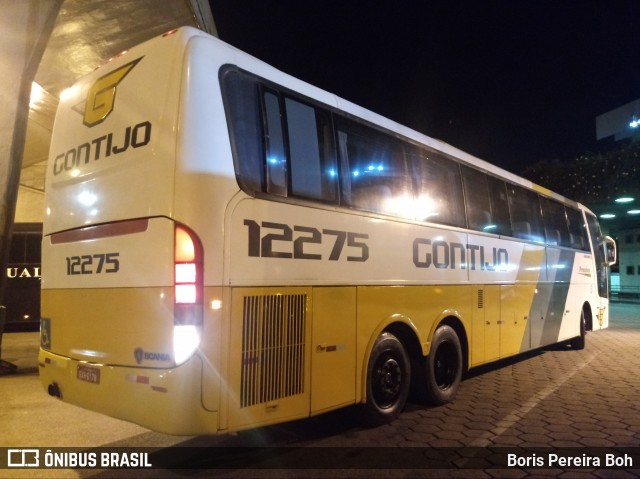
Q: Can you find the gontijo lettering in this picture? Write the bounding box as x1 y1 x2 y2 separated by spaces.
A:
413 237 509 271
52 121 151 176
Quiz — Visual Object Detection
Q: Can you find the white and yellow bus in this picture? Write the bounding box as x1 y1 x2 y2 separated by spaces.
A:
39 27 616 435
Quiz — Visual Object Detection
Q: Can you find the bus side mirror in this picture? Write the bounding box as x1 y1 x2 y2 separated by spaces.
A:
604 236 616 266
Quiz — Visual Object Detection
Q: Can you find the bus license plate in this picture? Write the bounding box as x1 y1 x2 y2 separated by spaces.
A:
77 364 100 384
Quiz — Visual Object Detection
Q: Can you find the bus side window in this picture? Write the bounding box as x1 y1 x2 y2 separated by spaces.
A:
336 118 410 215
461 166 493 232
410 149 465 227
485 176 511 236
507 185 544 243
566 207 589 251
284 97 337 202
263 91 288 196
540 196 571 247
461 166 511 236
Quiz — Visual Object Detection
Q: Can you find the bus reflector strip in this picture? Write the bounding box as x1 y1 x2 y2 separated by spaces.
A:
125 374 150 384
50 218 149 244
124 374 167 393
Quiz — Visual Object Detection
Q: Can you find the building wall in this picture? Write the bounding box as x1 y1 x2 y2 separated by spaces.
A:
596 98 640 141
619 228 640 290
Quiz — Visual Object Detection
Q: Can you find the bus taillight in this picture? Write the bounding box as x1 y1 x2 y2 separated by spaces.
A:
173 224 203 364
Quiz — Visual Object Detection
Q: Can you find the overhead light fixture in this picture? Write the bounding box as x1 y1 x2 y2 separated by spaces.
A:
615 197 634 203
628 210 640 215
600 213 616 219
631 115 640 128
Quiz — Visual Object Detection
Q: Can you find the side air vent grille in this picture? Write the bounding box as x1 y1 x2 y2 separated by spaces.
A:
240 294 306 408
477 289 484 309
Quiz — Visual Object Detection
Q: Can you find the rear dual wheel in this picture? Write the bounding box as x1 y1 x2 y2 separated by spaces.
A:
361 325 463 426
423 325 463 406
361 332 410 426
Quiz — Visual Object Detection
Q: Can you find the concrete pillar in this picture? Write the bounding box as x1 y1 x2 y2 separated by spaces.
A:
0 0 62 305
189 0 218 36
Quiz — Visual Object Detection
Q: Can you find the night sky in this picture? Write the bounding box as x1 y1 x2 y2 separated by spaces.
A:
209 1 640 175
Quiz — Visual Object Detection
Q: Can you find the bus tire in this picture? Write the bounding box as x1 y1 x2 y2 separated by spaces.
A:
361 332 411 426
424 325 462 406
569 310 586 350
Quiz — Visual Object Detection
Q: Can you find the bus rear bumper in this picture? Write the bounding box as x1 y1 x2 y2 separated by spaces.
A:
38 348 219 436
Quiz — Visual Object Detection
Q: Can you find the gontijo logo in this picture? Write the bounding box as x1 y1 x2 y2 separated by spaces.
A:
83 57 142 127
52 56 151 177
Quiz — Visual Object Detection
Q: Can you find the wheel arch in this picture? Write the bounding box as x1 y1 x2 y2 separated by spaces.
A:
582 301 593 332
360 314 470 402
359 316 421 402
384 321 423 364
359 311 471 403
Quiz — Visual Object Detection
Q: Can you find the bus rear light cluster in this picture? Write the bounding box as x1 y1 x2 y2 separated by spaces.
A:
173 224 203 364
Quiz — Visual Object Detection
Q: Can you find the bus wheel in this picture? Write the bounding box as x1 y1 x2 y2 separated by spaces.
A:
569 310 586 350
424 325 462 406
361 332 410 426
